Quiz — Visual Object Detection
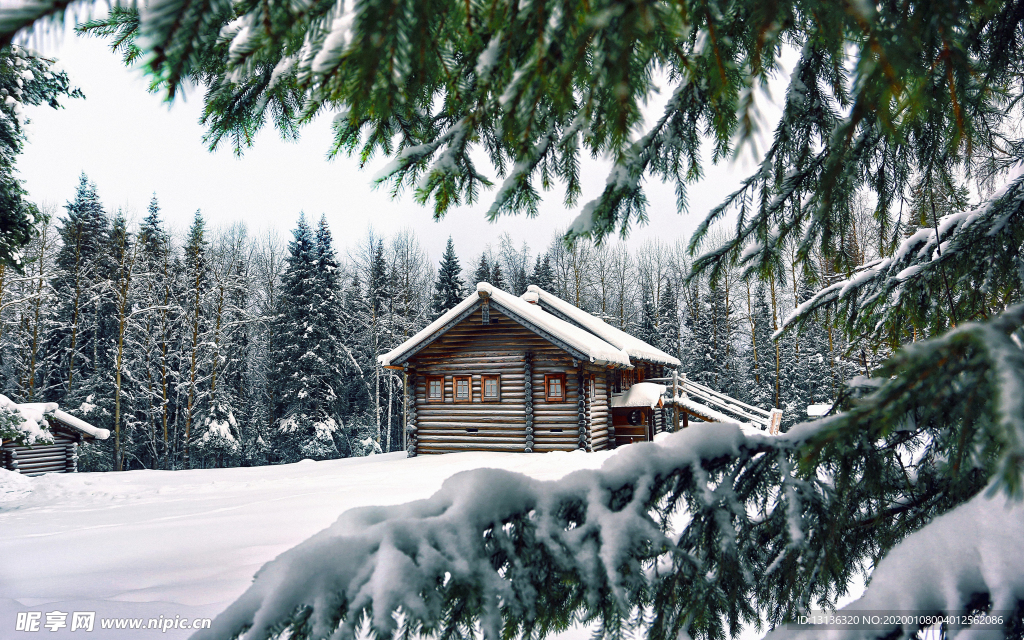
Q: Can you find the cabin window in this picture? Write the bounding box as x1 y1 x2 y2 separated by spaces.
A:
589 375 595 399
545 374 566 402
426 376 444 402
454 376 472 403
482 375 501 401
621 369 635 390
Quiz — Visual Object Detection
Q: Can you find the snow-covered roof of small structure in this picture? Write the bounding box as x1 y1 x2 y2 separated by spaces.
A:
2 399 110 442
378 283 632 368
51 409 110 440
524 285 681 366
610 382 666 408
806 403 831 417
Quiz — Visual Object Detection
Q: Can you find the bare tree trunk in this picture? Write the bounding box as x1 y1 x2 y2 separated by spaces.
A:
185 265 202 469
745 279 759 385
769 272 781 409
112 229 139 472
67 231 84 393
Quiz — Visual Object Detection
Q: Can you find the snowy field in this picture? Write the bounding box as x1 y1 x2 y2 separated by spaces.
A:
1 448 626 639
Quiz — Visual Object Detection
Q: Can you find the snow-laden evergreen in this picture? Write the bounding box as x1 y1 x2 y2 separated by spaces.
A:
271 215 343 462
431 237 466 319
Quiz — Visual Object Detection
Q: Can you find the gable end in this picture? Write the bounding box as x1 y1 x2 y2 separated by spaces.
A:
390 299 483 366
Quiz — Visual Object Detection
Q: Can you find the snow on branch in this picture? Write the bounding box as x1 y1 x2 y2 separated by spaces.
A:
0 394 54 445
195 425 803 640
775 172 1024 339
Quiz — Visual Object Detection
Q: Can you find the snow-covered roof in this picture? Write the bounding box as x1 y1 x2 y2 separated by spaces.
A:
610 382 666 408
2 399 110 442
378 283 632 367
524 285 681 366
50 409 110 440
806 404 831 417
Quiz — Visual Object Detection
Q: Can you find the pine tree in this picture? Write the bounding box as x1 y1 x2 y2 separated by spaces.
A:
657 280 680 359
0 45 81 269
367 240 391 445
489 262 505 291
195 226 251 468
431 237 465 319
48 173 109 402
528 253 555 291
133 195 176 468
745 283 776 410
180 210 210 469
108 211 142 471
271 215 343 462
311 215 347 453
472 254 490 286
682 283 739 399
635 285 659 349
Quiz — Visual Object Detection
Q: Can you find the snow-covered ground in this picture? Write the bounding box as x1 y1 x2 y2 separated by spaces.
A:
1 449 621 638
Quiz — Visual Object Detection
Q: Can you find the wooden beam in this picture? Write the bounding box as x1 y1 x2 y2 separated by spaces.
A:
390 300 482 365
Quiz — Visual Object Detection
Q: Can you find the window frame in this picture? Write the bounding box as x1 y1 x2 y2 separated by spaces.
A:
544 373 566 402
426 376 445 403
453 375 473 403
481 374 501 402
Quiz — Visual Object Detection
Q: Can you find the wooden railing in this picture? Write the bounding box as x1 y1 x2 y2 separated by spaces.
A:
649 372 784 434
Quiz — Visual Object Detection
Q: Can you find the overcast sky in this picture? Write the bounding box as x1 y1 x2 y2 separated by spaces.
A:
17 28 777 263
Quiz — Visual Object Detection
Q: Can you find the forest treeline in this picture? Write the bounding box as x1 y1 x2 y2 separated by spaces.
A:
0 174 877 470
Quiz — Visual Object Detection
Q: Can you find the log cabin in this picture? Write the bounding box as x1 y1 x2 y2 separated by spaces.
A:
378 283 680 455
2 408 109 476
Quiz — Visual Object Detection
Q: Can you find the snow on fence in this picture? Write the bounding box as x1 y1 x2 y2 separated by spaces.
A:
650 372 783 434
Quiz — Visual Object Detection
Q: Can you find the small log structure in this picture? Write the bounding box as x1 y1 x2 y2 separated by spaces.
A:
2 408 110 476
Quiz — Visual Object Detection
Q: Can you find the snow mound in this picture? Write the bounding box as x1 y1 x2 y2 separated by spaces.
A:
0 468 32 503
610 382 665 408
769 488 1024 640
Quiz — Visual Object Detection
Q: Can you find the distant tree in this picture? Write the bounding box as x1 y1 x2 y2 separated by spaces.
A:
657 280 680 358
180 210 210 469
489 262 505 291
431 237 466 319
271 215 341 462
48 174 109 402
635 285 659 349
133 195 178 468
499 234 531 295
743 283 775 410
367 240 391 444
471 254 490 287
528 253 556 292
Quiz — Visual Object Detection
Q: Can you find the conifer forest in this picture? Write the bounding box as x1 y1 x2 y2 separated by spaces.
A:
0 172 860 471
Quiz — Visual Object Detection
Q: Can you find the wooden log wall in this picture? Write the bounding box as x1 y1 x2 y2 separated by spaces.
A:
408 306 611 454
576 369 587 451
529 355 584 452
524 353 534 452
590 368 611 451
406 370 418 457
2 431 78 476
